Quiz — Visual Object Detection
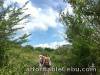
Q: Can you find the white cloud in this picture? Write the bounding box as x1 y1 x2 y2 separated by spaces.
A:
33 41 69 49
4 0 73 35
63 3 74 15
4 0 69 48
5 0 61 34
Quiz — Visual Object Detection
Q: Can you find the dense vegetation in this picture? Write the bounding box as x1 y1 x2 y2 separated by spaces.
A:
61 0 100 75
0 44 64 75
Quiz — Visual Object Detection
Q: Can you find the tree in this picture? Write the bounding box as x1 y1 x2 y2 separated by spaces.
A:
61 0 100 75
0 1 30 67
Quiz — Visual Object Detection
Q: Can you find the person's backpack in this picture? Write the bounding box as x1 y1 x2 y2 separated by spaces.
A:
44 57 50 65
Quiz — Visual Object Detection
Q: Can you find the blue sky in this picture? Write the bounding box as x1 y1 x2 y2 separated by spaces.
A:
5 0 73 48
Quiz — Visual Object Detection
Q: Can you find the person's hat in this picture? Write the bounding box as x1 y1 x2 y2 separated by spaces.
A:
39 55 43 58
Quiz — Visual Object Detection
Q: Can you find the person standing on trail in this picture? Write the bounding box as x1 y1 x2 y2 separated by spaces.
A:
43 54 51 69
39 54 51 75
42 54 51 75
39 55 45 68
